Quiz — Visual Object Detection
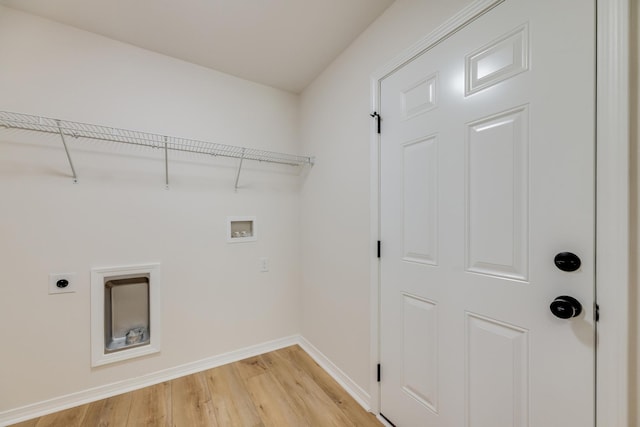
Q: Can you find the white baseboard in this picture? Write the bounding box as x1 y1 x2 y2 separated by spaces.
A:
297 336 372 411
0 335 299 426
0 335 372 426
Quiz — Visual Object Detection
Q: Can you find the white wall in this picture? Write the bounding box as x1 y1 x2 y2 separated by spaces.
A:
0 6 303 412
299 0 472 400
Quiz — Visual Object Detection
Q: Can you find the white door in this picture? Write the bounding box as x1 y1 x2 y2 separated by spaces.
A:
379 0 595 426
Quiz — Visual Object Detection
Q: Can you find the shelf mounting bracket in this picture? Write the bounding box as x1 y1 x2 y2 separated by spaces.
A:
234 148 245 191
163 136 169 190
55 120 78 183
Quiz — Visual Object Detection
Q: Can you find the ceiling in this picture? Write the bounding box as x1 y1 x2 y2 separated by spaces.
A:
0 0 394 93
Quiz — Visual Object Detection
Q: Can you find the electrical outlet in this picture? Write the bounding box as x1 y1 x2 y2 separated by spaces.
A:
259 257 269 272
49 273 77 294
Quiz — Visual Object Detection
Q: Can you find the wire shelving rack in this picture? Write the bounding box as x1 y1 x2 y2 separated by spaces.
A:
0 110 314 189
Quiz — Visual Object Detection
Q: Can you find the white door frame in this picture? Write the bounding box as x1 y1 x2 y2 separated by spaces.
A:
368 1 631 426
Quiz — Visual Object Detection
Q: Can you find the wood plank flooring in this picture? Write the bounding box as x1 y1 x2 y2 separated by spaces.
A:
11 345 381 427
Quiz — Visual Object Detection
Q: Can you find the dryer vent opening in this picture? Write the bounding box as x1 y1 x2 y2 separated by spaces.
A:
91 263 161 367
104 276 150 353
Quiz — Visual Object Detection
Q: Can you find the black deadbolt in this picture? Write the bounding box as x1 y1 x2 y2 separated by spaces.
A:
56 279 69 288
554 252 581 272
550 295 582 319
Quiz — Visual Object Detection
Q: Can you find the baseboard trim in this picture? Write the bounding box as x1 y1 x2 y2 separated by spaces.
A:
297 336 372 411
0 335 299 426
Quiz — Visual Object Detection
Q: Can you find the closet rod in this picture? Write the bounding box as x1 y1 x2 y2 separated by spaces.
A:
0 111 315 169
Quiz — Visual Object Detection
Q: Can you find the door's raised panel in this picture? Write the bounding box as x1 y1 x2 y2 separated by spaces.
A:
465 106 529 280
465 24 529 96
403 136 438 265
465 313 529 427
402 293 438 413
401 73 438 120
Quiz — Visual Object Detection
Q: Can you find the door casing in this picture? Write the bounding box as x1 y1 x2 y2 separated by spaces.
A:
368 1 631 426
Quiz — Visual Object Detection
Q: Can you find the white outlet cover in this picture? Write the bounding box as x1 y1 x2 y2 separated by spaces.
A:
49 273 77 294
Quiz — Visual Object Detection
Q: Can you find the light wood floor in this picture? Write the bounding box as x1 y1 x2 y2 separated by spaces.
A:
11 345 381 427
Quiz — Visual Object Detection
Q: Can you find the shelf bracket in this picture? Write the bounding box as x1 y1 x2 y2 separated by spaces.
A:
164 136 169 190
55 120 78 183
234 148 245 191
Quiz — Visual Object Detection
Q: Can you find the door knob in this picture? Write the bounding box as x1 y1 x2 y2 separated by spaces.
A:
550 296 582 319
554 252 581 272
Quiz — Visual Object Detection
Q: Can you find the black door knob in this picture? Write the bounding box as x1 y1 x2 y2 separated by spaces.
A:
554 252 581 272
550 296 582 319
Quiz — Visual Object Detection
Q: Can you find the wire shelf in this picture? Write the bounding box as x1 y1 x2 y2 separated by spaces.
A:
0 110 314 188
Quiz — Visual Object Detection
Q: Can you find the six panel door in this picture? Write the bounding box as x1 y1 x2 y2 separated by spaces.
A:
379 0 596 425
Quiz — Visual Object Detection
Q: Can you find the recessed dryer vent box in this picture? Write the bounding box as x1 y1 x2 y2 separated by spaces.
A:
227 216 257 243
91 263 161 367
104 276 149 353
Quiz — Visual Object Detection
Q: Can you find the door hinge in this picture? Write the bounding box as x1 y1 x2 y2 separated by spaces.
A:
370 112 381 134
377 240 381 258
595 303 599 322
377 363 381 382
